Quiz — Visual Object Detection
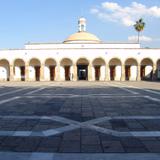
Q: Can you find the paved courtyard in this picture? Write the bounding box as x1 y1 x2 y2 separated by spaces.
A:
0 81 160 159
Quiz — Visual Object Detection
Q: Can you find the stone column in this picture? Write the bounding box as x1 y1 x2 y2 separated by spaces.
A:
152 63 157 81
73 63 77 81
25 64 29 81
9 65 14 81
55 63 60 81
88 63 92 81
40 63 45 81
121 65 125 81
137 65 141 81
105 64 109 81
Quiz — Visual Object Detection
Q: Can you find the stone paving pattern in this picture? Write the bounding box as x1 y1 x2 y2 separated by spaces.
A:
0 82 159 153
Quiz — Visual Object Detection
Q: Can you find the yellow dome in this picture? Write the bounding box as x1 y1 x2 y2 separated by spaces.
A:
63 31 101 43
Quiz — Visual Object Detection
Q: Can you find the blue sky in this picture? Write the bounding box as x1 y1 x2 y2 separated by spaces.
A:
0 0 160 49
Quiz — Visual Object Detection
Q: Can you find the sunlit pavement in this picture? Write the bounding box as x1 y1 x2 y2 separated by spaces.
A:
0 81 160 160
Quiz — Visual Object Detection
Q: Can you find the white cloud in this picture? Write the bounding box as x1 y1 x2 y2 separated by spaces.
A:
128 35 153 42
90 8 99 14
102 2 120 11
90 1 160 26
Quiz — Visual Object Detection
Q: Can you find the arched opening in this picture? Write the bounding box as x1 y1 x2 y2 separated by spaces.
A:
157 59 160 80
14 59 25 81
29 58 41 81
0 59 10 81
125 58 138 81
109 58 121 81
92 58 105 81
45 59 56 81
77 58 89 80
60 58 73 81
141 58 153 80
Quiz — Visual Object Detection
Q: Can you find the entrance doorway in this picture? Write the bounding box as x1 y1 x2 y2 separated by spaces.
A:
125 66 130 81
65 66 70 81
77 65 88 80
49 66 55 81
95 66 100 81
141 66 145 80
110 66 115 80
35 66 40 81
20 66 25 81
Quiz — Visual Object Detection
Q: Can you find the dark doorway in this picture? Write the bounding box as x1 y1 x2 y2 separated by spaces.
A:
125 66 130 81
35 66 40 81
95 66 100 81
20 66 25 81
65 66 70 81
141 66 145 80
77 65 88 80
110 66 115 81
49 66 55 81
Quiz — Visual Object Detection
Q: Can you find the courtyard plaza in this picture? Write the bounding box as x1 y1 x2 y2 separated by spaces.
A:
0 81 159 159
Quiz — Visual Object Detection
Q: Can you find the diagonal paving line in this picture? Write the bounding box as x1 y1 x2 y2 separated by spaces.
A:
0 96 20 104
116 82 160 95
106 82 139 95
87 125 160 137
1 115 160 137
43 124 80 137
25 87 46 95
0 88 30 97
144 95 160 102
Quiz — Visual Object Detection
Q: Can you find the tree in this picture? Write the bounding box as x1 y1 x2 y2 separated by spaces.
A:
134 18 145 43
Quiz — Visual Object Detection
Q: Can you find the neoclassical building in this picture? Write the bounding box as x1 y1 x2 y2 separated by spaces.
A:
0 18 160 82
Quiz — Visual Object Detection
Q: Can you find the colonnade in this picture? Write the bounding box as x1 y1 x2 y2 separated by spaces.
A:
0 57 160 81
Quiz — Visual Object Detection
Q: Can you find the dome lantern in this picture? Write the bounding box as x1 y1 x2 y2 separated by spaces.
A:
63 17 101 43
78 17 86 32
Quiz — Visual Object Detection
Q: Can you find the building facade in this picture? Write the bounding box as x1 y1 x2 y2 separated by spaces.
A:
0 18 160 82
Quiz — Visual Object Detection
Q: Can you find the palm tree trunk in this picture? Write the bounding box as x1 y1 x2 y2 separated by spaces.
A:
138 31 140 43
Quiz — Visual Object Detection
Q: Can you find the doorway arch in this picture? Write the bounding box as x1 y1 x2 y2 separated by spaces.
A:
60 58 73 81
14 59 25 81
92 58 105 81
125 58 138 81
109 58 122 81
0 59 10 81
29 58 41 81
76 58 89 80
45 58 56 81
141 58 153 80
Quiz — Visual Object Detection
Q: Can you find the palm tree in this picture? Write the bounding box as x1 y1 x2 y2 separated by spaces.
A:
134 18 145 43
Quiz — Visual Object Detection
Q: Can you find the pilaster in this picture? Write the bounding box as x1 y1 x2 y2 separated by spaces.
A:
25 65 29 81
55 63 60 81
152 64 157 81
137 65 141 81
40 64 45 81
88 63 92 81
9 65 14 81
73 63 77 81
121 65 125 81
105 64 109 81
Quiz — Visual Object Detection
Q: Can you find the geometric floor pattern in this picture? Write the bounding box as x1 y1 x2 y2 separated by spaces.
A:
0 82 160 158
